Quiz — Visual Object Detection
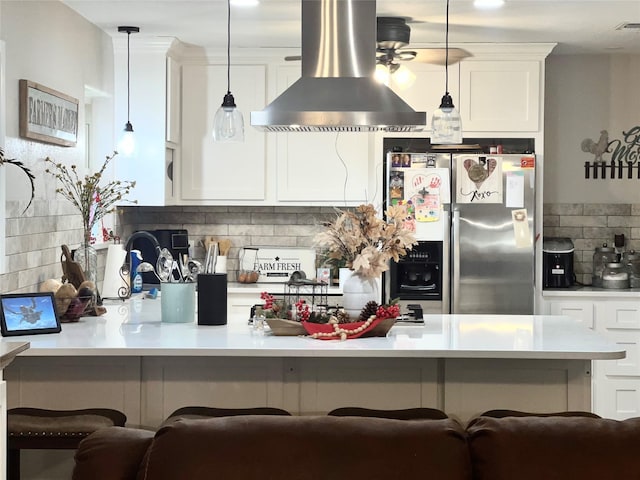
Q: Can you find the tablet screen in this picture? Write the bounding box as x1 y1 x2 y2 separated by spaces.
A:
0 292 61 336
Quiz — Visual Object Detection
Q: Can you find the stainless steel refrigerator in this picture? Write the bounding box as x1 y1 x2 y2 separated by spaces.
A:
385 149 536 315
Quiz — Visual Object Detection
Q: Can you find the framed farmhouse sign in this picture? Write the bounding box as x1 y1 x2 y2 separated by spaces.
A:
19 79 78 147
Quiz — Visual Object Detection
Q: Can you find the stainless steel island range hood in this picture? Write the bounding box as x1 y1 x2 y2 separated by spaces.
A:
251 0 426 132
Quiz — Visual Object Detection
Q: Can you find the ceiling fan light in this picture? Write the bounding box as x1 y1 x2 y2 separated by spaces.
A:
391 65 416 89
374 64 390 85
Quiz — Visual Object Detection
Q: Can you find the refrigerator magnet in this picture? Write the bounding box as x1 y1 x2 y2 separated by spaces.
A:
512 209 532 248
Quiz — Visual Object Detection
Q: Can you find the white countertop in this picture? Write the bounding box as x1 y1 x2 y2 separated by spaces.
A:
0 341 30 369
0 296 624 360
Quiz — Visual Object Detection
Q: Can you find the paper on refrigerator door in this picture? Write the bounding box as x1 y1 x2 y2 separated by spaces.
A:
403 168 450 205
512 209 532 248
505 172 525 208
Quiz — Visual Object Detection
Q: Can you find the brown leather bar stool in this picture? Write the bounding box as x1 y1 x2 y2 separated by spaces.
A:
7 407 127 480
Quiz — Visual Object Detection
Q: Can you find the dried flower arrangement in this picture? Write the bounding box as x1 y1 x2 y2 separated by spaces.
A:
45 151 137 242
314 203 417 280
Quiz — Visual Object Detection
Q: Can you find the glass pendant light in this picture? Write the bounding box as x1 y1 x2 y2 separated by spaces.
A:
213 0 244 142
431 0 462 144
117 26 139 156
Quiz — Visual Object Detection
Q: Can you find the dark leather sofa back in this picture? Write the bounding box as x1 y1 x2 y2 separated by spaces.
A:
73 413 640 480
74 415 470 480
467 415 640 480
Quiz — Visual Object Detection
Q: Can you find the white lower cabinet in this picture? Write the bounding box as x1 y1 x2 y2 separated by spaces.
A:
544 295 640 419
593 301 640 419
548 300 595 329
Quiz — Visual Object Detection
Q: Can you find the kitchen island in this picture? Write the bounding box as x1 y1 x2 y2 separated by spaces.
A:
1 297 623 479
2 295 623 424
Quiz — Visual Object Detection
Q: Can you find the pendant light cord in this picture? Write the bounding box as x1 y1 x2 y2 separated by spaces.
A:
226 0 231 95
445 0 450 94
127 30 131 122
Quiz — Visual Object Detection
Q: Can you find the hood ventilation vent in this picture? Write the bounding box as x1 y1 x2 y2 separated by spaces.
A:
251 0 426 132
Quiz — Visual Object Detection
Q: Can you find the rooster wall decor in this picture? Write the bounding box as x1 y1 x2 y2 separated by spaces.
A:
582 127 640 180
581 130 610 163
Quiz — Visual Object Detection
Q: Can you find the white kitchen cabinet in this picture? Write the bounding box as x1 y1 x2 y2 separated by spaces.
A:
114 38 177 206
592 300 640 420
388 62 460 131
544 292 640 419
547 300 595 329
273 65 372 204
459 60 540 132
166 55 181 144
180 64 267 202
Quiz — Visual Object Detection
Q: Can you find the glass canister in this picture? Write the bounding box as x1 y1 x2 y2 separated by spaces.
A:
601 262 630 289
622 250 640 288
592 243 618 288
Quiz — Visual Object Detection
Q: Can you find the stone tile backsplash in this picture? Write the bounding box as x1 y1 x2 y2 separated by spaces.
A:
4 201 637 294
119 206 338 283
543 203 640 285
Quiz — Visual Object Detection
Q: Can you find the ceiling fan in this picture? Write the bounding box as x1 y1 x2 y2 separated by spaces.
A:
376 17 471 70
284 16 471 83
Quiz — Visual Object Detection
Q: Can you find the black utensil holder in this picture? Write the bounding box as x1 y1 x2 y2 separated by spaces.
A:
197 273 227 325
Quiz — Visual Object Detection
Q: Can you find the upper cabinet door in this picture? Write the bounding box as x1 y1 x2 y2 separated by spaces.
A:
180 64 266 201
274 65 372 204
459 60 540 132
387 62 460 131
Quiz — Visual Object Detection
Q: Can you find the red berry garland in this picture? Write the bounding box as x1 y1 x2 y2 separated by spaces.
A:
375 303 400 319
295 299 310 321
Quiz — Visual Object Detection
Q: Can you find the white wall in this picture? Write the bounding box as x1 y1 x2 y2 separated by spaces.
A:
544 54 640 204
0 0 114 293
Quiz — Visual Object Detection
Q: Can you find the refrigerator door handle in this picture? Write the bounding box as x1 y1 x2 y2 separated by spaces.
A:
452 210 461 313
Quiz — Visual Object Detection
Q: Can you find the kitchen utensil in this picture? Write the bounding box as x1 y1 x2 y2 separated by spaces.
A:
218 239 232 256
137 262 162 283
156 248 174 282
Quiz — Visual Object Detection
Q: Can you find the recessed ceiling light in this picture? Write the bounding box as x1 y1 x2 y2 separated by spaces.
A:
230 0 259 6
474 0 505 9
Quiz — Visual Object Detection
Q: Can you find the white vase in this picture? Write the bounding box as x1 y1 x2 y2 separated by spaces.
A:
339 268 353 289
342 273 379 320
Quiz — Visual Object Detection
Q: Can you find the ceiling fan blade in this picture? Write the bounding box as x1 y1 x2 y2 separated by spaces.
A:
413 48 472 66
396 50 417 61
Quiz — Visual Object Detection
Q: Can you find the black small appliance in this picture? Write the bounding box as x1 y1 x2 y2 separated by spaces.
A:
543 237 575 288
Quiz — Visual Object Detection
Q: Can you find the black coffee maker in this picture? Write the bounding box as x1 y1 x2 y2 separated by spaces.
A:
543 237 575 288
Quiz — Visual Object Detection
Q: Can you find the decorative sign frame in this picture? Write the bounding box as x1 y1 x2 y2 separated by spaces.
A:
19 79 78 147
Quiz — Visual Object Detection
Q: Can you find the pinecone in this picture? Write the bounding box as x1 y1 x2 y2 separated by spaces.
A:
359 301 379 321
335 309 351 324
